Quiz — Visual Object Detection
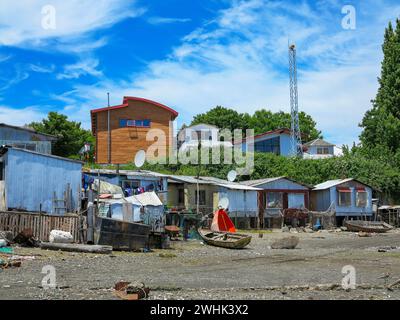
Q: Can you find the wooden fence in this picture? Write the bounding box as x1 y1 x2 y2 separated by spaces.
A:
0 211 83 242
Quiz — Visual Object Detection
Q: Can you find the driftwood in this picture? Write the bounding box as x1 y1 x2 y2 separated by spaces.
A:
40 242 112 254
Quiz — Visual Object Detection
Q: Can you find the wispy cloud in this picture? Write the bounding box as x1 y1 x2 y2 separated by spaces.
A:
0 54 12 63
147 16 191 25
29 63 55 73
0 68 30 92
56 58 102 80
0 0 145 52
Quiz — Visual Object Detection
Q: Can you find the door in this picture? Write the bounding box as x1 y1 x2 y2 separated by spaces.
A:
0 181 5 211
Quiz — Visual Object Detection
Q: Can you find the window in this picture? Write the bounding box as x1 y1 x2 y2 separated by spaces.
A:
254 137 280 155
120 119 151 128
338 189 352 206
178 189 185 205
267 192 283 208
317 147 330 155
356 190 367 207
195 190 206 206
122 180 140 190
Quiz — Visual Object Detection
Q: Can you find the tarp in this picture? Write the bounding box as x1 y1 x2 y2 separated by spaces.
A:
126 191 163 207
211 209 236 233
93 179 123 195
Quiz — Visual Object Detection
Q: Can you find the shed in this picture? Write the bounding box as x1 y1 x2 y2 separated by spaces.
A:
0 147 82 213
0 123 57 155
240 177 311 228
311 178 374 225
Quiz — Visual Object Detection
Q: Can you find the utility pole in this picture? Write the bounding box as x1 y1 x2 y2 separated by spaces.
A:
288 44 303 157
107 92 111 164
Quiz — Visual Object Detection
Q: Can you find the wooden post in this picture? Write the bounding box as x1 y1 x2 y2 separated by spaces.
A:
87 189 94 244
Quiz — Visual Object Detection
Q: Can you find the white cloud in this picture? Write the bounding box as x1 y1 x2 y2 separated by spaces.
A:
147 17 191 25
0 0 144 50
57 58 102 80
0 105 47 125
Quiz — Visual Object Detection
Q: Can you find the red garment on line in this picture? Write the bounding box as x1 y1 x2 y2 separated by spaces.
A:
211 209 236 233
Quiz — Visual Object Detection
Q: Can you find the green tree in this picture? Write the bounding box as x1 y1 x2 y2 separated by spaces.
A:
249 110 321 141
360 19 400 152
29 112 94 159
190 106 250 132
190 106 321 142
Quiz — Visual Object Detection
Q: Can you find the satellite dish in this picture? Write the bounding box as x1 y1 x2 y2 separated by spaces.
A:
134 150 146 168
227 170 237 182
218 197 229 210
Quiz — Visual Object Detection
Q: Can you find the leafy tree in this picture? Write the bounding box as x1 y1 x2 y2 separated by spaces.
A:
190 106 250 132
190 106 321 142
360 19 400 152
248 110 321 141
29 112 94 159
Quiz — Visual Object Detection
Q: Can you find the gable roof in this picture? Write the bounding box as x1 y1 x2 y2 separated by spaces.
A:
240 176 312 189
304 138 335 148
313 178 374 191
0 123 57 140
90 96 179 134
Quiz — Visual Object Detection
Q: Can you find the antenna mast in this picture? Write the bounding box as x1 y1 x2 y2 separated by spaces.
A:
288 44 303 157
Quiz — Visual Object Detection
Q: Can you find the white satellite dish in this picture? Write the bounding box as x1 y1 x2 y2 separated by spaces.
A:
227 170 237 182
134 150 146 168
218 197 229 210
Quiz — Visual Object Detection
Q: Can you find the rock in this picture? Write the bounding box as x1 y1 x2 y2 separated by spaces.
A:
49 230 73 244
340 226 348 231
358 231 371 237
271 236 299 249
304 228 314 233
282 226 290 233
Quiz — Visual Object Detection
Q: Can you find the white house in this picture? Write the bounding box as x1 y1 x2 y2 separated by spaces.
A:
177 123 232 152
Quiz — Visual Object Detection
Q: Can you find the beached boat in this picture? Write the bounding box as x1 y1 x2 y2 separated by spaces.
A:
197 228 252 249
344 220 393 233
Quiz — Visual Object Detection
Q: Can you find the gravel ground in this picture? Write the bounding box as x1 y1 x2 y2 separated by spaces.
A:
1 229 400 300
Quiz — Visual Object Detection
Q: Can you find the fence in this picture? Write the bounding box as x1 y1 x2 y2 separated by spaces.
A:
0 211 83 242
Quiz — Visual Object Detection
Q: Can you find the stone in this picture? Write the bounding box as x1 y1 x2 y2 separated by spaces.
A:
282 226 290 233
271 236 299 249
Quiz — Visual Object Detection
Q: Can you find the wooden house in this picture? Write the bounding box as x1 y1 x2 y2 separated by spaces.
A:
90 96 178 164
311 178 374 225
240 177 311 228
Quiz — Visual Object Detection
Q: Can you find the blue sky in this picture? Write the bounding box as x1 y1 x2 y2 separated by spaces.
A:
0 0 399 146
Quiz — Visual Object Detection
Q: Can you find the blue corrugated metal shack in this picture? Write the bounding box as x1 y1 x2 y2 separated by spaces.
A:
311 178 374 225
0 123 57 155
0 146 83 213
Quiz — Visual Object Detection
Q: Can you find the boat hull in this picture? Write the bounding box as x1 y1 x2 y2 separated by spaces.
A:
344 220 393 233
198 228 252 249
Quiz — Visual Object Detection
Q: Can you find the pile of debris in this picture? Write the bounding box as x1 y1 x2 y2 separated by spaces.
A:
113 281 150 300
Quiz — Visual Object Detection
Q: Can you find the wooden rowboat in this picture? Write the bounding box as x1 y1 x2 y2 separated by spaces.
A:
198 228 252 249
344 220 393 233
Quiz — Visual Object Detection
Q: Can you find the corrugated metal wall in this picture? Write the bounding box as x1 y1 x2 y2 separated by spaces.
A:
219 188 258 217
4 148 82 213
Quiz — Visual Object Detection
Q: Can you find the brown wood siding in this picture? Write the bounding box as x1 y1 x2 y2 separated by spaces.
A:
95 100 174 164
